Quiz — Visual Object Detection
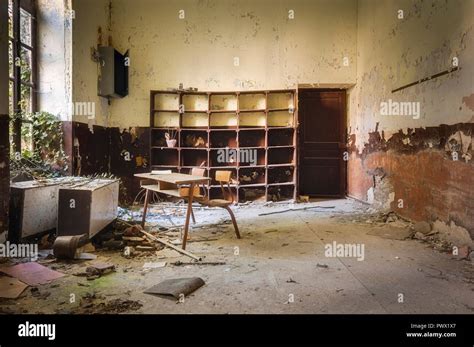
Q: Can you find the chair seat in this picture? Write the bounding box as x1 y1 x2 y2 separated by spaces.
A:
199 198 232 207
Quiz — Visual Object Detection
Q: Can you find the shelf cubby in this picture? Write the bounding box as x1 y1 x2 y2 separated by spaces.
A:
239 112 266 128
210 186 237 201
267 165 294 184
181 148 208 167
238 148 265 167
268 110 294 127
182 93 209 112
239 167 266 185
153 92 180 111
238 186 266 203
210 149 238 167
210 112 238 129
239 129 265 147
153 111 180 128
151 128 170 147
267 91 294 110
268 128 294 146
267 184 295 202
268 147 295 165
210 93 238 111
239 92 266 111
181 112 209 128
151 148 179 166
180 130 208 148
210 131 237 148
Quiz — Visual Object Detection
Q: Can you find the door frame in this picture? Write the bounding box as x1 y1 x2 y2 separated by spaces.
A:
296 88 348 198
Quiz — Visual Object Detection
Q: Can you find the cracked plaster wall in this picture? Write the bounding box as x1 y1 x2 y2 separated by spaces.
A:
348 0 474 236
72 0 358 127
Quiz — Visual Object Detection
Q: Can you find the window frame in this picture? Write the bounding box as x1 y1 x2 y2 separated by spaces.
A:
9 0 37 153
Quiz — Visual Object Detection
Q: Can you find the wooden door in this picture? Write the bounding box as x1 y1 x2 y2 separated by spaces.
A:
298 89 346 197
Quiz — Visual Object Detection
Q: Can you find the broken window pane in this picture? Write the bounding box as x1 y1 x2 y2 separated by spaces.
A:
20 47 32 83
20 8 32 46
19 85 32 114
8 0 13 38
9 81 14 116
9 40 14 78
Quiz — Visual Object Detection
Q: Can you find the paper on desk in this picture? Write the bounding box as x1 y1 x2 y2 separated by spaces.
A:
151 170 172 175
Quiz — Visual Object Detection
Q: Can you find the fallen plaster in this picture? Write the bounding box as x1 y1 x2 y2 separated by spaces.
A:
445 130 472 162
432 220 474 249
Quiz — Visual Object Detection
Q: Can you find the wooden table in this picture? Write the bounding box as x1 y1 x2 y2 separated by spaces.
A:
134 172 210 250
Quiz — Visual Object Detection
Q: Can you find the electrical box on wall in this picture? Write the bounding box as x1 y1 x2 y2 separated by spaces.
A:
98 46 129 98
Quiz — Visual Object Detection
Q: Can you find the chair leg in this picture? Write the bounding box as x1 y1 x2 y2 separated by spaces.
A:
223 206 241 239
191 207 196 224
141 189 150 229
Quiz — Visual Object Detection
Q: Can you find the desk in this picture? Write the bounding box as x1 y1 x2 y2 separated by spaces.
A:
134 173 210 250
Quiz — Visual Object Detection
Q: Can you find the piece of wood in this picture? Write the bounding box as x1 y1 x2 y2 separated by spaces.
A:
139 229 201 261
258 205 335 216
171 261 226 266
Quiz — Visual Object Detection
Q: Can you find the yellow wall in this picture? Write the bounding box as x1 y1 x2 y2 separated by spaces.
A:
349 0 474 150
72 0 358 127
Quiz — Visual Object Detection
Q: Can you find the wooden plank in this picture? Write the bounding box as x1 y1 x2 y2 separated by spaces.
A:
140 229 201 261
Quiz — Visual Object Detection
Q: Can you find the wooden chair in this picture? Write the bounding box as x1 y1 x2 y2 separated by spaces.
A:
190 169 241 239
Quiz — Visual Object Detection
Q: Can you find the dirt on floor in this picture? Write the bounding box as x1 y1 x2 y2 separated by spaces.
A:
1 198 473 314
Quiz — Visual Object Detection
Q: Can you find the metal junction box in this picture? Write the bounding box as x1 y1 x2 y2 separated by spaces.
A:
57 179 119 238
98 46 129 98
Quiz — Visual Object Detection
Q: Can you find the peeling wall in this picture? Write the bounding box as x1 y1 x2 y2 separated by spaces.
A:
72 0 110 127
73 0 358 127
72 123 149 203
348 0 474 237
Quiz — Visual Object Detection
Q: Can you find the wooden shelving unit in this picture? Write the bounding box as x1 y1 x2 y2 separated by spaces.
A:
150 89 297 202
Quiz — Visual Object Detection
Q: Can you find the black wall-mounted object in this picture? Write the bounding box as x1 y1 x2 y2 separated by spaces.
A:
98 46 129 98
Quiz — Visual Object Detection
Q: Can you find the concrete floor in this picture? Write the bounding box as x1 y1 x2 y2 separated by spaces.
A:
2 199 473 314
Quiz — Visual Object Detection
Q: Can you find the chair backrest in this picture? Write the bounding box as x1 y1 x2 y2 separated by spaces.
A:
215 170 234 203
190 167 205 177
190 167 207 198
215 170 232 183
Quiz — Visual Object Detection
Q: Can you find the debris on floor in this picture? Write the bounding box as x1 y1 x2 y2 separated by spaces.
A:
75 292 143 314
0 262 64 286
144 277 205 299
143 262 167 269
0 276 28 299
258 205 335 216
53 234 90 259
74 262 115 280
367 225 414 240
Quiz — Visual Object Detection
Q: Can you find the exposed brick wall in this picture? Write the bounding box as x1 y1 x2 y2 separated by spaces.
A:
348 123 474 237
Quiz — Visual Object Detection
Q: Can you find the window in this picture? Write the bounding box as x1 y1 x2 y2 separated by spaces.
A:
8 0 37 154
